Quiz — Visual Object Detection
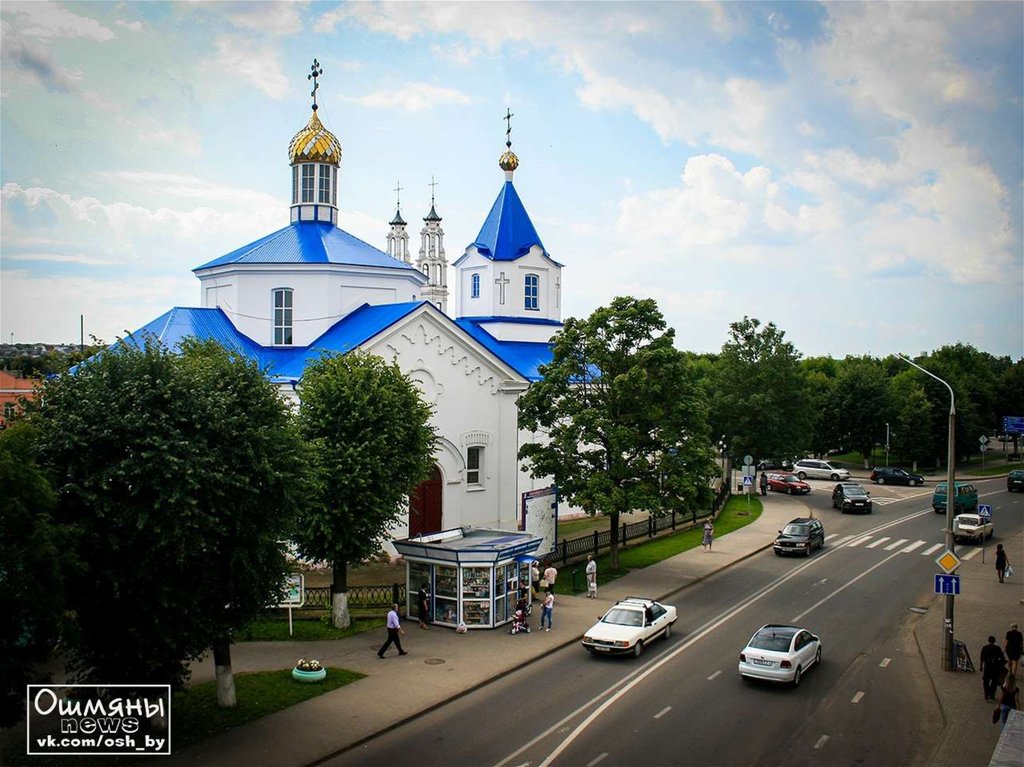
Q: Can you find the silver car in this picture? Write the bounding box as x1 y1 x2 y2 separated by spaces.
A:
794 459 850 481
738 624 822 686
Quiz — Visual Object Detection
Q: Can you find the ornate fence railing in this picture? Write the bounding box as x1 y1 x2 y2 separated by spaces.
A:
299 584 406 612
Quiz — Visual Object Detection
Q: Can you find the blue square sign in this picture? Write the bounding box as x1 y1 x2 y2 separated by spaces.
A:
978 504 992 520
934 573 960 595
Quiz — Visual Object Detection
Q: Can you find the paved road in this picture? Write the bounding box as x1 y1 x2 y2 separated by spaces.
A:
323 479 1019 767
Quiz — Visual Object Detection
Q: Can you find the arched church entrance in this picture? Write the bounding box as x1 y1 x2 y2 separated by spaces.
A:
409 466 443 538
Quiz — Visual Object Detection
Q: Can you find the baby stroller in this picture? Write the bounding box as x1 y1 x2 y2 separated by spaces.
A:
508 594 532 635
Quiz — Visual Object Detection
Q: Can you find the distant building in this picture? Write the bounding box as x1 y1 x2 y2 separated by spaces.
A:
0 369 39 428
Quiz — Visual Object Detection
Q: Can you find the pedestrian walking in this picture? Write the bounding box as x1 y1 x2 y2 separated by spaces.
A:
541 590 554 631
1005 623 1023 677
530 561 541 602
981 635 1008 701
543 563 558 591
702 520 714 552
994 673 1020 729
759 471 768 496
995 543 1009 583
586 555 598 599
377 603 408 658
417 584 431 630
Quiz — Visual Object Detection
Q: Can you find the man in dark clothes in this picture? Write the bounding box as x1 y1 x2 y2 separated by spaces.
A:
1005 622 1023 676
980 635 1007 700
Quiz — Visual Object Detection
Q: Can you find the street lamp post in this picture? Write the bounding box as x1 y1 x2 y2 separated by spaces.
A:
885 422 890 467
898 354 956 672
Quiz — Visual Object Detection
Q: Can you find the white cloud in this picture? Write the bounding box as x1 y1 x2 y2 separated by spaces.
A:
227 1 305 37
115 19 143 32
3 252 118 266
203 36 289 99
2 2 116 41
429 42 480 67
352 82 472 112
0 35 84 91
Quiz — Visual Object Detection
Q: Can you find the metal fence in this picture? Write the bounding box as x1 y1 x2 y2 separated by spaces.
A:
302 584 406 612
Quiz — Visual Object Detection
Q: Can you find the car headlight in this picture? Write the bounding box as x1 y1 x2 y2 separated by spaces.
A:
583 635 593 643
614 640 631 647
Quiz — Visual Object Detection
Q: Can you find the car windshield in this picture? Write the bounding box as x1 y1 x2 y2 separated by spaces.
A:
1011 471 1024 478
957 516 981 525
602 608 643 627
783 524 809 536
846 488 868 498
783 475 800 483
749 631 795 652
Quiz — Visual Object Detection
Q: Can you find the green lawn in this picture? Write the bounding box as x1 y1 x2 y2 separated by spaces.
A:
553 495 762 595
237 615 384 642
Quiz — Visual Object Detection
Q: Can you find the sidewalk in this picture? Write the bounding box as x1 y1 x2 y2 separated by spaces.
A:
168 497 1022 767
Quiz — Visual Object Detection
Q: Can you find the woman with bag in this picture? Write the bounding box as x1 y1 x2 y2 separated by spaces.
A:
994 673 1020 728
995 543 1009 583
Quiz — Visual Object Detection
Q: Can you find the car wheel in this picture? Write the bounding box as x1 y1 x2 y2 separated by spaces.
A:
797 471 807 480
915 479 923 486
789 487 796 495
877 477 886 485
815 647 822 666
793 665 803 687
805 546 812 557
664 622 672 640
633 640 644 658
830 473 840 481
774 549 782 556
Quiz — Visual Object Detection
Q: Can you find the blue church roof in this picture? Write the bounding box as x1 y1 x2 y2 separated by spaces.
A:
470 181 547 262
454 318 553 382
193 221 425 277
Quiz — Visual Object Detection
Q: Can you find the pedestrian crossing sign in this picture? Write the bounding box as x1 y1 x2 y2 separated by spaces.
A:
978 504 992 520
742 475 753 486
935 550 960 574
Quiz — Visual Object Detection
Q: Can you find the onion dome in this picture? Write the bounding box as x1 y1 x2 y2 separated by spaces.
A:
499 149 519 172
424 203 442 222
390 207 407 226
288 111 342 166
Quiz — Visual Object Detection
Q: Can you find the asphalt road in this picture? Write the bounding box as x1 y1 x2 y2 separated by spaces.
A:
324 477 1019 767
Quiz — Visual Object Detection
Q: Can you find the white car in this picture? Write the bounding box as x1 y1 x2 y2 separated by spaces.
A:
793 459 851 481
581 597 677 657
953 513 993 544
738 624 822 686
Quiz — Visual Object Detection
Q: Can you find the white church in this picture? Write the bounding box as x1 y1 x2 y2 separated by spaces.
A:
133 71 563 551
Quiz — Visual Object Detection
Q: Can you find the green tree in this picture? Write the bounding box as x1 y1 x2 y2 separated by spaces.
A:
518 297 717 570
31 338 308 705
709 317 810 464
294 352 436 629
888 374 936 469
825 357 889 464
0 422 65 726
802 356 839 457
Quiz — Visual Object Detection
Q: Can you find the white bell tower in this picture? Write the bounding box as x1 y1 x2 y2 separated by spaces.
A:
417 176 449 313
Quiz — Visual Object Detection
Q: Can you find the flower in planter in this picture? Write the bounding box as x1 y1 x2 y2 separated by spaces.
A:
295 658 323 672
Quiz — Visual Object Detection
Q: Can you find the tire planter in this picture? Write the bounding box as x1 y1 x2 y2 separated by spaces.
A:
292 667 327 683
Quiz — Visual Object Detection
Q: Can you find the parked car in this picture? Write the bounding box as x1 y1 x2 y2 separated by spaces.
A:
952 513 993 544
794 459 851 481
869 467 925 486
1008 469 1024 492
831 483 873 514
581 597 677 657
773 517 826 557
766 473 812 495
738 624 822 686
932 481 978 514
757 458 794 471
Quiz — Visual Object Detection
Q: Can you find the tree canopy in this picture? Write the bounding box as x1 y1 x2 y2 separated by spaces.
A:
518 297 716 569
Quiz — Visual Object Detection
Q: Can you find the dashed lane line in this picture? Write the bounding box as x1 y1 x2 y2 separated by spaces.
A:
866 537 890 549
814 735 830 749
654 706 672 719
851 691 865 704
879 657 891 668
707 670 722 681
587 752 609 767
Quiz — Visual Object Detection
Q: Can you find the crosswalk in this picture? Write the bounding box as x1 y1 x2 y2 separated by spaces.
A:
824 533 986 559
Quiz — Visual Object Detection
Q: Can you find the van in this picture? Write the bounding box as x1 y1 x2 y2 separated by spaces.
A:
932 481 978 514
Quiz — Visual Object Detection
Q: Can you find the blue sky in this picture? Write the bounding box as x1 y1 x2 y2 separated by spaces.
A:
2 1 1022 359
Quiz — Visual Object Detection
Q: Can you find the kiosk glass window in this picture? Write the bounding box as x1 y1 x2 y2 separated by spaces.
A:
461 566 492 627
434 565 458 624
408 561 431 618
495 564 507 622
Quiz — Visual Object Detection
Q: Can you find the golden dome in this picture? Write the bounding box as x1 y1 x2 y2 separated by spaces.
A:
288 110 342 166
499 149 519 172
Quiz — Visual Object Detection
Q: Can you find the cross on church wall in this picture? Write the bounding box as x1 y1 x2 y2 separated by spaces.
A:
495 272 510 305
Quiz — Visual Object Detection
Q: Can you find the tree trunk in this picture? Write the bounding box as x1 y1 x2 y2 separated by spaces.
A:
609 511 620 570
213 637 236 708
331 560 350 629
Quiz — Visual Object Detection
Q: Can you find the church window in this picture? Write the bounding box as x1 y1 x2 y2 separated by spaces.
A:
471 273 480 298
273 288 293 345
318 165 332 204
292 166 299 204
301 165 315 203
524 274 539 311
466 446 483 485
331 166 337 206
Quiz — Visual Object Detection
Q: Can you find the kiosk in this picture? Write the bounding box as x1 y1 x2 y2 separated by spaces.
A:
394 528 543 629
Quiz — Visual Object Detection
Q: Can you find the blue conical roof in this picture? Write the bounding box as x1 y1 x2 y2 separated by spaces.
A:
471 181 546 261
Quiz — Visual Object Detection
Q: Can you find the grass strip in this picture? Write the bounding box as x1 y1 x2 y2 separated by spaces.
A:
237 616 384 642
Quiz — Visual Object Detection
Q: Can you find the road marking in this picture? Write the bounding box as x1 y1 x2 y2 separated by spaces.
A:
707 670 722 681
961 547 982 560
587 753 609 767
851 691 865 704
901 540 926 553
825 533 840 541
847 535 873 547
866 537 890 549
814 735 830 749
833 534 855 546
884 538 908 550
791 548 906 623
922 543 943 556
879 657 891 668
654 706 672 719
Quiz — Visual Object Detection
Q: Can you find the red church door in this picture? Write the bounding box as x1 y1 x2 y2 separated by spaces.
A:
409 466 443 538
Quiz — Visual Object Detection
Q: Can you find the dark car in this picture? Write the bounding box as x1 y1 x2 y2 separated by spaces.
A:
831 483 873 514
869 467 925 486
773 518 825 557
766 473 812 495
1008 470 1024 492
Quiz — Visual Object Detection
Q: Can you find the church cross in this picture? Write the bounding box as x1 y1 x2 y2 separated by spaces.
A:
429 175 438 205
504 108 514 149
495 271 510 305
394 180 403 208
308 59 323 111
555 275 561 308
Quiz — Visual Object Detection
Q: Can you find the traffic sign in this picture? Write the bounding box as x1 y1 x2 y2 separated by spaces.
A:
979 435 989 444
935 550 961 574
978 504 992 520
934 573 960 595
1003 415 1024 434
980 444 988 452
743 455 754 466
742 475 754 487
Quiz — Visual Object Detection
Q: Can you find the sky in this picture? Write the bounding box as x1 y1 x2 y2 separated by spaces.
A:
2 1 1022 360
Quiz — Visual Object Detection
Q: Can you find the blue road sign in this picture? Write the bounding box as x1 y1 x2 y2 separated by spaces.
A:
934 573 961 595
742 475 754 486
1003 415 1024 434
978 504 992 520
